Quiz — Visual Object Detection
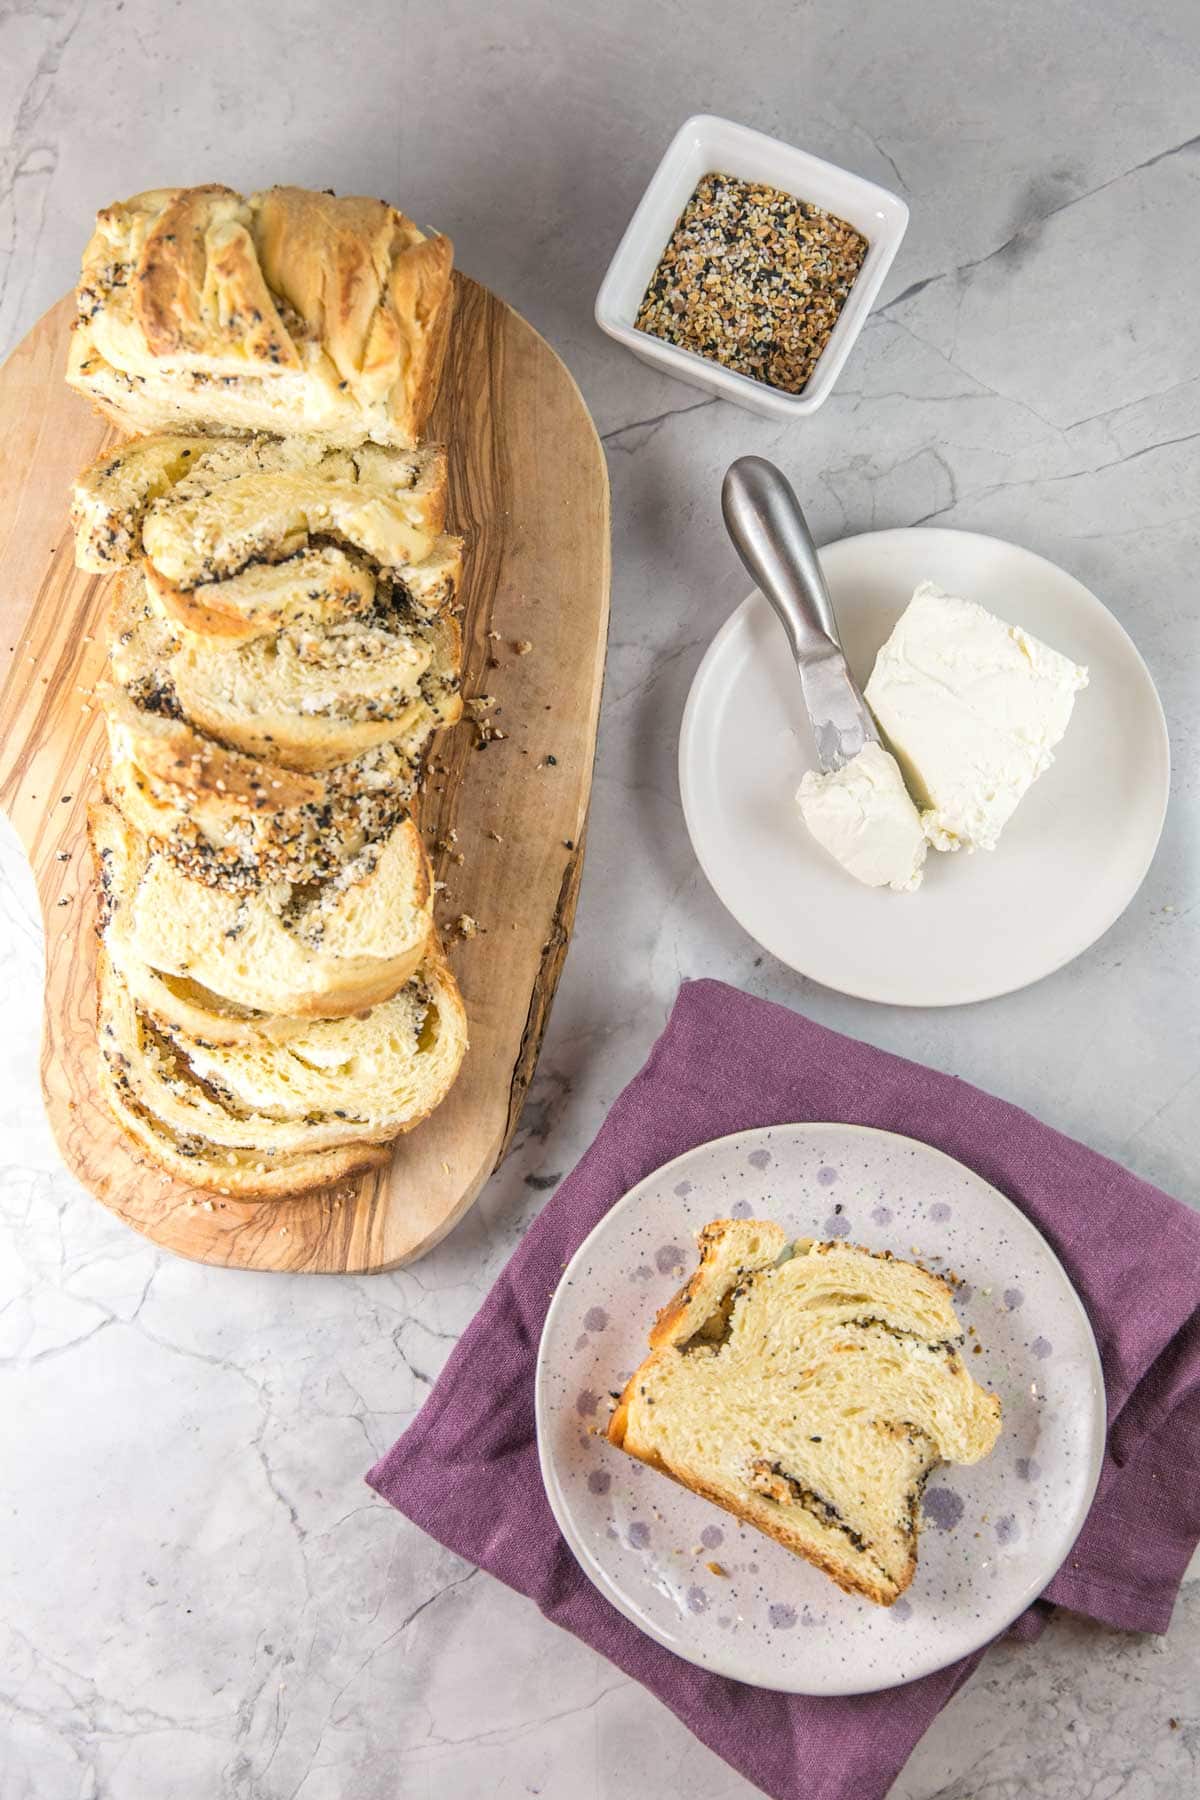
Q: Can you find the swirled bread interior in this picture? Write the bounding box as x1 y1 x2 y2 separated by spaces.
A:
98 942 467 1171
73 429 447 571
108 564 462 771
609 1222 1002 1605
92 800 433 1032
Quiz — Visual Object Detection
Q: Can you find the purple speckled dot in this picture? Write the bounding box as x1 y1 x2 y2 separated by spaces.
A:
995 1514 1018 1545
891 1598 913 1621
584 1307 609 1333
731 1199 754 1219
573 1333 590 1352
655 1244 686 1275
674 1180 693 1197
587 1470 611 1496
923 1487 965 1531
686 1586 709 1614
1032 1336 1053 1359
956 1282 974 1306
800 1608 819 1628
768 1603 797 1629
717 1615 733 1630
817 1166 839 1186
1015 1457 1041 1482
928 1202 952 1223
871 1205 893 1226
575 1390 597 1417
700 1526 724 1550
1004 1288 1025 1311
633 1265 654 1282
748 1148 772 1170
823 1213 851 1238
628 1521 651 1549
747 1562 759 1575
605 1525 618 1540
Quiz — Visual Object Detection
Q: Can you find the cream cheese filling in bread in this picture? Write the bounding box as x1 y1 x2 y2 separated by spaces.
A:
98 943 468 1158
609 1222 1002 1606
67 185 454 448
93 800 434 1030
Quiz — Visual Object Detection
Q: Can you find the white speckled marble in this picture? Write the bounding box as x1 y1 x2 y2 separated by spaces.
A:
1 3 1197 1795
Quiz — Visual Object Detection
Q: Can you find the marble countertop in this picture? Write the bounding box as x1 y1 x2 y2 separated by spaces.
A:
2 2 1197 1794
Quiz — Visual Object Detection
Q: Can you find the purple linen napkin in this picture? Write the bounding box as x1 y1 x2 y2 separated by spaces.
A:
368 980 1200 1800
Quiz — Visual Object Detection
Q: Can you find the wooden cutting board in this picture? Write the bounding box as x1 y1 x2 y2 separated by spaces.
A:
0 276 610 1273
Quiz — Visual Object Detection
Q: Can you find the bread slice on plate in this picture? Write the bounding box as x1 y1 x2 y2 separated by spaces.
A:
608 1221 1002 1606
92 800 433 1033
67 186 454 448
97 939 468 1189
109 564 463 771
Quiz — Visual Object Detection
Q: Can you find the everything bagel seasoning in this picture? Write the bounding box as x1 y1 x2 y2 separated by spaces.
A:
635 172 868 394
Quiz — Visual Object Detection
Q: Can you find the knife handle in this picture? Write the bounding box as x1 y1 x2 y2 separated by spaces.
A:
721 457 842 663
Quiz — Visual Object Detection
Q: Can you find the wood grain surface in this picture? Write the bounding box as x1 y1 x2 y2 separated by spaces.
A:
0 277 611 1273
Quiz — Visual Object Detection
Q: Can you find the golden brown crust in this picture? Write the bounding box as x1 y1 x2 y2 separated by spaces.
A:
143 563 280 641
252 188 453 413
135 186 300 366
70 185 455 446
648 1217 785 1349
649 1219 735 1348
609 1427 903 1606
100 1054 392 1198
101 673 325 810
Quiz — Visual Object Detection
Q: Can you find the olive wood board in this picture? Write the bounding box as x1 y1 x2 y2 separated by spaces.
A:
0 275 611 1272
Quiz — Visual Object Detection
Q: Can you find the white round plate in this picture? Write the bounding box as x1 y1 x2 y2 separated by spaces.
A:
535 1124 1106 1696
679 528 1169 1006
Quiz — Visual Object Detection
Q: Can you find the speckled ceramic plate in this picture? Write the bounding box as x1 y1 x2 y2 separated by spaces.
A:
535 1123 1106 1696
679 528 1170 1006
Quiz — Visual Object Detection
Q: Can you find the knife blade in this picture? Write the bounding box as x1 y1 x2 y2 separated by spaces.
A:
721 456 879 773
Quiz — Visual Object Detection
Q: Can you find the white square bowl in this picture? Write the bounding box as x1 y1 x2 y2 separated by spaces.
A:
595 114 909 419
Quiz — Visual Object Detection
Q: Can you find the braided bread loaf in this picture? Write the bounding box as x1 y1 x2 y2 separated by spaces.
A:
67 185 454 447
68 185 471 1201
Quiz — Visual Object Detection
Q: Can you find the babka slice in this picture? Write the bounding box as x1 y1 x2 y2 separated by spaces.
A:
609 1221 1001 1605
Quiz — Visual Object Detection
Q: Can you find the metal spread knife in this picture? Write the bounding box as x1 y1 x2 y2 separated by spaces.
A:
721 456 878 773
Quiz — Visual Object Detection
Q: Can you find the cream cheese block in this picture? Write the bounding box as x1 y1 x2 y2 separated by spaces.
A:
864 582 1088 853
797 741 927 892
